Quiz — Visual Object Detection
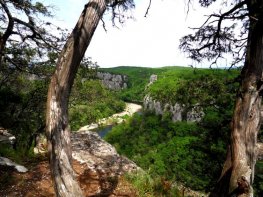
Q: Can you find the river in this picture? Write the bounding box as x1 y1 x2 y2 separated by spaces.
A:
78 103 142 137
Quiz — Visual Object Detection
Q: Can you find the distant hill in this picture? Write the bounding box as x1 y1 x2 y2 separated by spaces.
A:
99 66 240 104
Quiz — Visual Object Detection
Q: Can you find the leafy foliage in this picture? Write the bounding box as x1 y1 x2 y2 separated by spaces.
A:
147 68 239 107
0 0 67 153
106 111 229 191
0 66 125 154
105 69 240 191
0 71 48 152
254 161 263 196
69 69 125 131
100 66 191 102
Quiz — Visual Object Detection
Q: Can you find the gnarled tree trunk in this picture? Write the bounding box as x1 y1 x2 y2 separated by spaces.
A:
210 1 263 196
46 1 106 196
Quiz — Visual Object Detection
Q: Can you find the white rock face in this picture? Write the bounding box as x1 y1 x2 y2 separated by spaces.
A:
0 157 28 173
170 103 184 122
144 95 204 122
186 106 205 122
144 75 204 122
97 72 128 90
149 74 157 84
0 127 15 145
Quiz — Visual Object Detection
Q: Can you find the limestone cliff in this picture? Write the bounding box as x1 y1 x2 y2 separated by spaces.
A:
97 72 128 90
144 75 204 122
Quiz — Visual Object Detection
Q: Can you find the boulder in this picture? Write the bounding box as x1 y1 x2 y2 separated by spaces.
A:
0 157 28 173
71 130 141 176
0 127 15 145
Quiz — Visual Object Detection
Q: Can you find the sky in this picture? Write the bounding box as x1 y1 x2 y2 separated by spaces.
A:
42 0 221 68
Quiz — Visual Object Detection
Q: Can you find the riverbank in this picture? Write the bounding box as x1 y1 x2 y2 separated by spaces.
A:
78 103 142 132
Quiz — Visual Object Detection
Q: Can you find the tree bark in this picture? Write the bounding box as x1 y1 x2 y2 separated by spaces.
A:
256 143 263 160
46 1 106 196
210 1 263 196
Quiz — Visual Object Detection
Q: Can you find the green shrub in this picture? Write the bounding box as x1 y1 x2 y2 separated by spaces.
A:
125 172 181 197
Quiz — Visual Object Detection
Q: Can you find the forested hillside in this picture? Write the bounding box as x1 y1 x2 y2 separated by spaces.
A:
100 66 191 102
103 66 263 195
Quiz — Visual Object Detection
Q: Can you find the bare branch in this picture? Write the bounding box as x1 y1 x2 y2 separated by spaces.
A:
180 0 248 66
0 0 14 45
144 0 152 17
101 17 107 32
186 0 191 16
211 1 247 50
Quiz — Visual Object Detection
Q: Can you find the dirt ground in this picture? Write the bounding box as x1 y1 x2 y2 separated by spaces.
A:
0 158 137 197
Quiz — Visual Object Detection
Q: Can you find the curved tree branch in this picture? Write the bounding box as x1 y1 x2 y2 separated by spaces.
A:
144 0 152 17
180 0 249 66
0 0 14 65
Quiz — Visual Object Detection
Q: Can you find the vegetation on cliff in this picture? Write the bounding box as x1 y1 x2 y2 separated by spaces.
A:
100 66 185 102
104 66 262 195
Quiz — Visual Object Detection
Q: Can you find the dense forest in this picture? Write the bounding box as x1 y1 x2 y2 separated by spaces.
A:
103 66 262 195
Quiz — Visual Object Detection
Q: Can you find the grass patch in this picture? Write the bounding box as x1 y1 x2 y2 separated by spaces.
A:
125 172 181 197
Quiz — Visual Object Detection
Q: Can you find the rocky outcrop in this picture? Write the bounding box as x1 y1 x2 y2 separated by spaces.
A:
173 182 208 197
33 129 141 176
144 75 204 122
70 129 141 195
144 95 204 122
97 72 128 90
0 127 15 146
149 74 157 84
71 130 140 176
0 157 28 173
186 105 205 122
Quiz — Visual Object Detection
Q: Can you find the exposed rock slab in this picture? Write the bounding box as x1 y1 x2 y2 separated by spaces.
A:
71 130 140 176
0 157 28 173
71 130 141 196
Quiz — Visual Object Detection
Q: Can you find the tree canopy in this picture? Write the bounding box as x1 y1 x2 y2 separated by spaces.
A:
0 0 67 73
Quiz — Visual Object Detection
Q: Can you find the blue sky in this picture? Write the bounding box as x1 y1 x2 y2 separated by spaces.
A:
42 0 224 68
